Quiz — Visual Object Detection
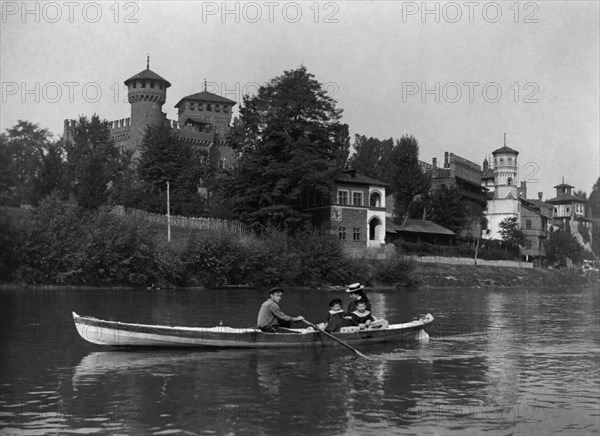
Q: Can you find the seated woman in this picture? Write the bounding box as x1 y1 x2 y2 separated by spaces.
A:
350 300 374 330
324 299 347 333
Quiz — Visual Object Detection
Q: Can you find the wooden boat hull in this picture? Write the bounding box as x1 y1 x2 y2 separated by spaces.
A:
72 311 434 348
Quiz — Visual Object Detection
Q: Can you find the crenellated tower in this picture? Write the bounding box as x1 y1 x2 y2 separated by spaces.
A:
124 56 171 153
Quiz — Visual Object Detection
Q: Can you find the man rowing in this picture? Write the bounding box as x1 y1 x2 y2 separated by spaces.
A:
257 287 305 333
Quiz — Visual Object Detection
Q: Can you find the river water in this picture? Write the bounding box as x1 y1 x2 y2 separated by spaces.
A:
1 285 598 435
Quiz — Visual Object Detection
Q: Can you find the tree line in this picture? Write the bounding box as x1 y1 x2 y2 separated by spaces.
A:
2 66 599 265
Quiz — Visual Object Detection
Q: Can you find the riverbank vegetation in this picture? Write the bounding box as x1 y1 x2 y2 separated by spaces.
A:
0 197 413 288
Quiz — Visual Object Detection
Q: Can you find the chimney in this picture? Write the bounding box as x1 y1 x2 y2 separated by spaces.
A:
432 157 437 168
538 192 543 201
444 152 449 168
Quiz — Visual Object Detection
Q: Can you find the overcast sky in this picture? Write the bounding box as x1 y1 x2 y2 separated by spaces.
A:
1 0 598 198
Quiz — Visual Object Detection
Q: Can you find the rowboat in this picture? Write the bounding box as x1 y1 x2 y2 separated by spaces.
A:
72 311 434 348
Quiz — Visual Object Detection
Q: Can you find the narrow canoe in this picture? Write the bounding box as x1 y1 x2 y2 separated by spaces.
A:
72 311 434 348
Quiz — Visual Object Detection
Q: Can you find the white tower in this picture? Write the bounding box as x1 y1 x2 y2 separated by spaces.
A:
492 133 519 199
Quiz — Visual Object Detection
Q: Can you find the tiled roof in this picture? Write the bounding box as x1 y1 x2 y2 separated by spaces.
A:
175 91 237 108
546 194 587 204
492 145 519 155
386 218 455 235
553 183 574 189
124 68 171 87
334 169 388 187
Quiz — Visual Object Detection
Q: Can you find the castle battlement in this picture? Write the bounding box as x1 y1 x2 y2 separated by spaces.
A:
62 60 237 168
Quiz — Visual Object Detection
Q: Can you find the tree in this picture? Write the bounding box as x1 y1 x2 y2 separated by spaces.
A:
348 135 395 182
499 216 529 248
137 123 210 215
225 66 349 232
389 135 430 222
0 121 53 205
64 115 121 209
589 177 600 255
31 140 67 205
425 184 468 233
547 228 584 266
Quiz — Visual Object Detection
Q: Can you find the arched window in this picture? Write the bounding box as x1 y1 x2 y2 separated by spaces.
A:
369 217 381 241
370 192 381 208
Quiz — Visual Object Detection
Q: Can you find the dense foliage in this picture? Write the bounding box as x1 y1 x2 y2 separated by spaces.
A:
348 135 395 182
0 121 55 206
2 195 180 285
135 124 211 216
64 115 122 209
498 216 529 248
424 185 469 234
546 229 584 267
589 177 600 256
1 200 414 288
223 66 350 232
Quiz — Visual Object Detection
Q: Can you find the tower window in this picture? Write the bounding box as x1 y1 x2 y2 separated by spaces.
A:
207 104 212 111
141 81 146 88
507 177 512 186
159 83 163 90
190 103 195 111
526 219 532 229
508 157 512 163
150 81 155 89
223 106 228 113
198 104 203 111
215 105 220 112
500 158 504 164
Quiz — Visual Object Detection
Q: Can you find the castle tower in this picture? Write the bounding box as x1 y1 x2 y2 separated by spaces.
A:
492 134 519 199
124 57 171 153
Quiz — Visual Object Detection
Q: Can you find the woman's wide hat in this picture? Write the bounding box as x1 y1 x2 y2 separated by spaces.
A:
346 283 365 293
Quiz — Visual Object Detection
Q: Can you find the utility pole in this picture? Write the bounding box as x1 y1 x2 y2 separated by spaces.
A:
167 181 171 242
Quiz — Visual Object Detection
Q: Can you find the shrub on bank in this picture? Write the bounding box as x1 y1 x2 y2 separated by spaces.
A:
2 199 416 288
4 195 181 286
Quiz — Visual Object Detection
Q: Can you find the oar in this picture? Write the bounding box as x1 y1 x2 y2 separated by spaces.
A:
303 320 372 359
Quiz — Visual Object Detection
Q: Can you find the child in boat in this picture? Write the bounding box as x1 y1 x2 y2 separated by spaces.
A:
324 299 346 333
350 300 374 330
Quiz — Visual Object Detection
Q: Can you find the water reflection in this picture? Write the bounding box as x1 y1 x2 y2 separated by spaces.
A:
1 286 599 435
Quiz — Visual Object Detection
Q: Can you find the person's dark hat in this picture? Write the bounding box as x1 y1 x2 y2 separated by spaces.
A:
269 287 284 295
346 283 365 293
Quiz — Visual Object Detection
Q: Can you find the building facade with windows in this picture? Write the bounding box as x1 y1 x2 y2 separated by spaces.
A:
63 59 237 169
306 169 387 257
546 180 593 252
424 151 488 236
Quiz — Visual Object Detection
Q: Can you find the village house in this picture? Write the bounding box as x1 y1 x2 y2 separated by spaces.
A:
546 180 593 252
306 169 388 257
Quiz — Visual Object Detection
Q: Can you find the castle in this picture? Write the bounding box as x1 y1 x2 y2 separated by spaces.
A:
63 58 238 168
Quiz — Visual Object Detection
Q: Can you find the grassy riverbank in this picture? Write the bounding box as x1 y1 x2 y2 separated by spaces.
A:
410 262 599 289
2 201 597 290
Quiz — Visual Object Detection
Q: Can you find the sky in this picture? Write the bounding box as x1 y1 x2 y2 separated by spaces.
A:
1 0 599 198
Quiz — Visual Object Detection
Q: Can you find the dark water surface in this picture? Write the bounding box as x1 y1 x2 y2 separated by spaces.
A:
1 285 599 435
